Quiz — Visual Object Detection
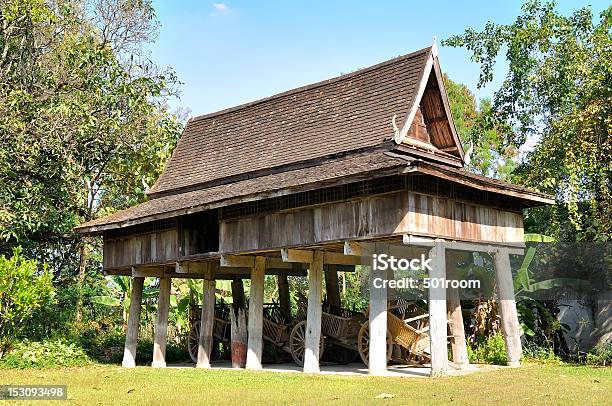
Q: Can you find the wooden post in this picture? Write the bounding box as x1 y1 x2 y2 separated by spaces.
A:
246 256 265 370
277 273 291 317
197 273 216 368
369 264 388 376
152 275 171 368
324 265 341 309
122 277 144 368
303 251 324 373
494 247 522 367
446 252 469 367
231 277 245 314
428 242 448 376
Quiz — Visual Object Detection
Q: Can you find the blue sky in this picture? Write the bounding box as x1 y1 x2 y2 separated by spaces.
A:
149 1 609 117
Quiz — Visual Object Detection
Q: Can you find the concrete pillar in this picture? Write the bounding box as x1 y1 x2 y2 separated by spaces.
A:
428 242 448 376
369 264 388 376
122 277 144 368
196 277 216 368
494 247 522 367
446 252 469 367
245 256 265 370
152 276 171 368
324 265 341 309
303 251 324 373
277 273 291 317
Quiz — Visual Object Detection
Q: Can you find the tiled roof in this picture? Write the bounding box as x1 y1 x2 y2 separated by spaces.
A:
148 47 431 196
76 152 409 232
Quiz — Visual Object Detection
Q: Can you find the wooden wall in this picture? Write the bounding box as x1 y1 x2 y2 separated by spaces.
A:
219 191 524 253
103 228 178 270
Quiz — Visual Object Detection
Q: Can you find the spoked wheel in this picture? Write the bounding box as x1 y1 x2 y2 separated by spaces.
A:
327 344 359 365
188 321 221 363
289 320 324 367
357 322 393 367
188 321 200 363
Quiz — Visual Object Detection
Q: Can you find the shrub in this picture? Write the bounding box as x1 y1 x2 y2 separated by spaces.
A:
468 333 507 365
0 249 54 354
584 343 612 366
0 339 92 369
522 342 562 363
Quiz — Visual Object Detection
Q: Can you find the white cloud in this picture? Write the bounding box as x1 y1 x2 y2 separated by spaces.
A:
212 3 229 12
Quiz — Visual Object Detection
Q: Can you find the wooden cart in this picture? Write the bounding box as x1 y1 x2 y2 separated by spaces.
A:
262 299 324 367
187 301 232 363
357 301 431 366
320 304 365 364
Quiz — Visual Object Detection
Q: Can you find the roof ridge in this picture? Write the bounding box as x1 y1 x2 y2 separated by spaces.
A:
188 46 432 123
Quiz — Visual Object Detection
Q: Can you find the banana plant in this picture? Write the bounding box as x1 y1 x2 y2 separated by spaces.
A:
91 276 159 324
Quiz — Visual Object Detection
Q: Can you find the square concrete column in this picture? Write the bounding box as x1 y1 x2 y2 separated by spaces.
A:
152 276 171 368
122 277 144 368
197 276 216 368
246 257 265 370
494 247 522 367
303 251 324 373
369 264 388 376
428 242 448 376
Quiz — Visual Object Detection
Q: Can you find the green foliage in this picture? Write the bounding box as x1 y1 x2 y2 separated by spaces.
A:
0 249 54 352
522 342 562 363
467 333 507 365
584 343 612 366
444 75 517 179
0 339 91 369
444 1 612 241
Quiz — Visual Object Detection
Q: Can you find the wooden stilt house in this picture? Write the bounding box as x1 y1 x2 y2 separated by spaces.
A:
76 44 553 376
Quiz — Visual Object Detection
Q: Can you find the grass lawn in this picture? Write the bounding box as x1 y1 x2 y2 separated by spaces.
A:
0 362 610 405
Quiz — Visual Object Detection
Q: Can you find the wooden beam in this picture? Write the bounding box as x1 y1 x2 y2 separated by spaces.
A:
323 251 366 266
132 266 165 278
277 274 290 317
281 248 314 263
403 235 525 255
232 278 245 313
122 277 144 368
428 242 448 377
152 276 171 368
303 251 324 373
221 254 255 268
324 265 341 309
246 257 266 370
494 247 522 367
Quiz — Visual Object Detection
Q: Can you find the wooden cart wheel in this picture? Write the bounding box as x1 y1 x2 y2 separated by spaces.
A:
188 321 222 363
289 320 324 367
188 321 200 363
357 322 393 367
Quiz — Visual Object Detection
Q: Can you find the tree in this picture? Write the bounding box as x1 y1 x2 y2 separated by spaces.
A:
0 0 184 325
444 74 517 179
444 1 612 241
0 248 54 355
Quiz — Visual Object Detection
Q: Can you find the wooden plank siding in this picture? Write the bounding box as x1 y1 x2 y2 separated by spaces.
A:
219 191 523 253
103 228 178 269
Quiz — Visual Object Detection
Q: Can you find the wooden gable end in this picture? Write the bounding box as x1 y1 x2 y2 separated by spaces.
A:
394 43 465 165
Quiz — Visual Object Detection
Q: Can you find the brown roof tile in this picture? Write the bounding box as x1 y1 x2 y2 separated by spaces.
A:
148 47 431 196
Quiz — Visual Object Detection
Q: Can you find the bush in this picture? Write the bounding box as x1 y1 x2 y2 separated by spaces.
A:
584 343 612 366
468 334 507 365
522 342 562 363
0 339 92 369
0 249 54 354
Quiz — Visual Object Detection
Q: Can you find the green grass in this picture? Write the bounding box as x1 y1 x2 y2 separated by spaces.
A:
0 363 610 405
